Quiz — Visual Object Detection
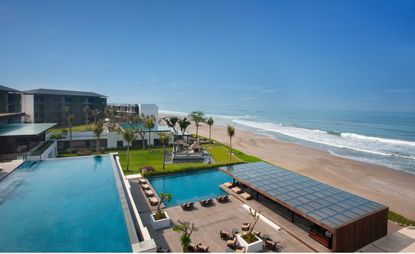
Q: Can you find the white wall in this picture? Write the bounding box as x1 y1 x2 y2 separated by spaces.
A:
139 104 158 119
21 94 34 122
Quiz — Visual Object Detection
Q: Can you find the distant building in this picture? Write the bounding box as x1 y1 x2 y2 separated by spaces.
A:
0 85 24 124
22 88 107 126
107 103 139 121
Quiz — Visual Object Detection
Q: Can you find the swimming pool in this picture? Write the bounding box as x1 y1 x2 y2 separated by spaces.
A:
148 168 231 207
0 155 133 252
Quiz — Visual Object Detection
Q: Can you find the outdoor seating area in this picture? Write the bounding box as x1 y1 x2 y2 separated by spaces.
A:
216 195 230 203
181 202 194 211
138 177 160 206
199 199 214 207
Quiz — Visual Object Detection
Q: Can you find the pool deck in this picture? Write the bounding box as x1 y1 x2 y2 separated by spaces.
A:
129 178 314 252
0 159 23 181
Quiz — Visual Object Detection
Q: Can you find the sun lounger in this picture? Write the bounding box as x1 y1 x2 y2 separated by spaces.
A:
145 190 154 197
199 199 214 207
138 178 147 185
242 222 250 231
149 197 159 206
142 184 150 190
223 182 233 188
196 243 209 252
220 230 230 240
232 187 242 194
240 192 252 200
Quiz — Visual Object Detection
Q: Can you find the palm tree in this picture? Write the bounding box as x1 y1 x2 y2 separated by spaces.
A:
158 132 170 169
83 104 90 129
93 120 104 154
189 111 205 139
92 109 100 125
206 117 214 143
144 115 155 149
162 117 178 135
122 129 135 171
227 125 235 162
65 106 74 154
178 117 191 142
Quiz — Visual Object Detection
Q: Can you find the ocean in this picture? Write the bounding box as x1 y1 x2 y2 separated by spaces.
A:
160 106 415 175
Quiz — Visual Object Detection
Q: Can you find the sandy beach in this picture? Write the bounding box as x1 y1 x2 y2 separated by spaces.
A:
162 114 415 220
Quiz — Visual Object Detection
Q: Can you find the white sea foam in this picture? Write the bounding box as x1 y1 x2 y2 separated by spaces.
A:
233 119 415 160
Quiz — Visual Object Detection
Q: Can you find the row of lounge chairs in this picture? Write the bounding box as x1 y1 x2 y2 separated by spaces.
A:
188 243 209 252
138 177 159 206
181 195 230 211
224 182 253 200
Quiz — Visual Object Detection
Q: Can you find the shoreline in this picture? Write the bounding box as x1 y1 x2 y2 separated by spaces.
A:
161 114 415 220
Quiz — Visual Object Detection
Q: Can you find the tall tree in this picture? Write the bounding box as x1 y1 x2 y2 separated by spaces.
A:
144 115 155 149
227 125 235 162
92 109 100 124
158 132 170 169
132 114 146 150
177 117 191 142
189 111 205 139
65 106 74 154
206 117 214 143
83 105 90 129
162 117 178 135
122 129 135 171
93 120 104 154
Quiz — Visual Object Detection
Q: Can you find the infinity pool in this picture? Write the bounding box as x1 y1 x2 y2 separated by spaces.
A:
0 155 133 252
149 168 231 207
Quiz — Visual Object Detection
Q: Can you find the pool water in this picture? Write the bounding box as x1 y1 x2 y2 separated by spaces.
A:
149 168 231 207
0 155 132 252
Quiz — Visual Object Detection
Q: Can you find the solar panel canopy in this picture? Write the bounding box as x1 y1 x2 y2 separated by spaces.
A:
221 162 386 230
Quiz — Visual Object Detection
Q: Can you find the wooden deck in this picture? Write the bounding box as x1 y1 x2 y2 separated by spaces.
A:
129 178 314 252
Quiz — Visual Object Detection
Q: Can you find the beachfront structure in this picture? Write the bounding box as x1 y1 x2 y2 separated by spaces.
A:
107 103 139 117
0 85 24 124
22 88 107 126
220 162 388 252
139 104 158 119
0 123 57 160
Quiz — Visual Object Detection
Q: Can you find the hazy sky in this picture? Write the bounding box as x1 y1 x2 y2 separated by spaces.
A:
0 0 414 112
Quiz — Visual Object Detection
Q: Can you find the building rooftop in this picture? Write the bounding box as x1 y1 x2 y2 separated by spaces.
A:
220 162 387 230
0 123 57 137
0 85 21 93
0 113 25 120
23 88 107 98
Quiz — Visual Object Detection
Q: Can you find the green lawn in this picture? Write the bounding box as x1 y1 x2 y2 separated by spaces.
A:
203 143 242 163
51 124 96 133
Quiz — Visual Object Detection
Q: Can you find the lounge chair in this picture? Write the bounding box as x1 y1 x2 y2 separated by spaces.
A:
227 237 237 248
196 243 209 252
220 230 230 240
138 178 147 185
216 195 230 203
240 192 252 200
149 197 159 206
235 246 246 253
242 222 250 231
145 190 154 197
200 199 214 207
142 184 150 190
181 202 194 211
223 182 233 188
232 187 242 194
264 239 278 250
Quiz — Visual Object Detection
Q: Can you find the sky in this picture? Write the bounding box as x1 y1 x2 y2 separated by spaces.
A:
0 0 414 112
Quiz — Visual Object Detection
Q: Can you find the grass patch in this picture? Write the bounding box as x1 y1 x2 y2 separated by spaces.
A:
50 124 96 133
203 143 242 163
388 210 415 226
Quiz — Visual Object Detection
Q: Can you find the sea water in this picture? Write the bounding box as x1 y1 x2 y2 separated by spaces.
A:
161 107 415 174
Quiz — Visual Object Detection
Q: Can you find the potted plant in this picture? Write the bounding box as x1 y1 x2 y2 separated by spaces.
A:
236 208 263 252
172 220 195 252
150 192 172 230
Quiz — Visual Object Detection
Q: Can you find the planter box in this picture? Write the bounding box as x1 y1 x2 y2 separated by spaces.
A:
150 212 171 230
237 233 263 252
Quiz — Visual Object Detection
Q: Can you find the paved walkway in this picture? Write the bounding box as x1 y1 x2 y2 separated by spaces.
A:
360 227 415 252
